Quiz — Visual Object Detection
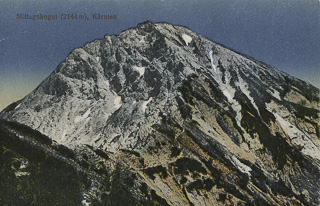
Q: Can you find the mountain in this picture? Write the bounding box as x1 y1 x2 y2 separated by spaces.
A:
0 21 319 205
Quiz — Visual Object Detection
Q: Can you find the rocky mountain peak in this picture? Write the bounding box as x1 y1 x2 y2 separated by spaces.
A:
1 22 319 205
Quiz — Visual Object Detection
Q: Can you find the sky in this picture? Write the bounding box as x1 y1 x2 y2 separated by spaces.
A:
0 0 319 110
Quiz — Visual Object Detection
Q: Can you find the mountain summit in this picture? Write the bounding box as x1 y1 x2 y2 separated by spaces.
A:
1 21 319 205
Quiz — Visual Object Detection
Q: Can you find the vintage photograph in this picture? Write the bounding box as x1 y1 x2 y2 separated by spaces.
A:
0 0 319 205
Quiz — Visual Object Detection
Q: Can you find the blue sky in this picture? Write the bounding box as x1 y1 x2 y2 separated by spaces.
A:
0 0 319 110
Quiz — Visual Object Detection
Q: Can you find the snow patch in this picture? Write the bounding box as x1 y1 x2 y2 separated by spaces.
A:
15 104 21 109
266 103 320 160
209 50 217 73
114 96 122 110
232 156 252 175
183 67 195 76
81 199 89 206
142 97 153 113
275 113 320 160
20 160 29 169
236 73 260 115
271 89 281 100
132 66 145 77
206 60 242 127
75 108 91 123
182 34 192 46
222 89 233 102
81 193 90 206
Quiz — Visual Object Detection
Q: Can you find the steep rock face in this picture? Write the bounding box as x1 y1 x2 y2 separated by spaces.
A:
1 22 319 205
